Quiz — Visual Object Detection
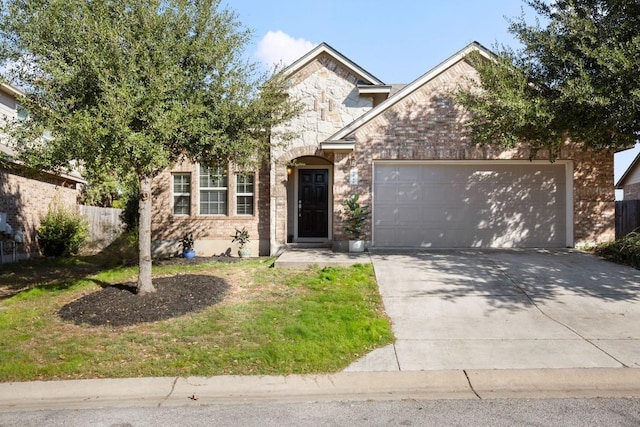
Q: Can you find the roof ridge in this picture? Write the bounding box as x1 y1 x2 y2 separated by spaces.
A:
282 42 385 86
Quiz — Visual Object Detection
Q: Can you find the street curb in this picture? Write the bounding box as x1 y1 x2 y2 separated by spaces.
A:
1 369 639 411
467 368 640 399
169 371 473 405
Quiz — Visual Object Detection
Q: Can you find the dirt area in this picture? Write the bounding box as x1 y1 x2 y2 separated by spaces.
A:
54 256 239 327
0 256 247 327
59 273 230 327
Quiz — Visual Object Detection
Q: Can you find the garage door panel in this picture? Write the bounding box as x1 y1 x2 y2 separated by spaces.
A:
373 163 568 248
374 165 398 182
397 208 421 224
374 184 401 204
396 185 421 202
376 165 421 182
374 206 398 225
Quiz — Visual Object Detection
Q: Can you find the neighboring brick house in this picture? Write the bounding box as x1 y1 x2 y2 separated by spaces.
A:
0 84 85 262
615 152 640 200
152 42 615 256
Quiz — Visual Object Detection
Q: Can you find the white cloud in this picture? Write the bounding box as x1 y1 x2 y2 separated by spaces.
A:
256 31 316 68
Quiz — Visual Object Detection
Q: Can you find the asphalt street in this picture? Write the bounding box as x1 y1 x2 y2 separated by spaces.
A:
1 398 639 427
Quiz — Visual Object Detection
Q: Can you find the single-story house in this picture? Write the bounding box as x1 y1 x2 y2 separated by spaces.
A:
615 151 640 200
0 84 85 262
151 41 615 256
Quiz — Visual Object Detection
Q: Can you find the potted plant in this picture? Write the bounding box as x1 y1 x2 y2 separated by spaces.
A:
231 227 251 257
343 194 370 253
180 233 196 259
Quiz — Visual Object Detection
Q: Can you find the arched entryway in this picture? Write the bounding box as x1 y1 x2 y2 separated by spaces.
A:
286 156 333 244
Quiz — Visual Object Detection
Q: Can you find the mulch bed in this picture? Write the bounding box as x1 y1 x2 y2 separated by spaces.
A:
153 256 243 266
59 274 230 327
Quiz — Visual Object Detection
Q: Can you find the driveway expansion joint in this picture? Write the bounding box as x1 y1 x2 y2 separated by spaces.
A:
484 252 630 368
392 344 401 371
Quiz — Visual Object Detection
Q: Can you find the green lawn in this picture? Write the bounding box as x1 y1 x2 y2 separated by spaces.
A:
0 256 393 381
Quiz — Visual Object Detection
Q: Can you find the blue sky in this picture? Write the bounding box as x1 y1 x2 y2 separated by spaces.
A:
224 0 638 194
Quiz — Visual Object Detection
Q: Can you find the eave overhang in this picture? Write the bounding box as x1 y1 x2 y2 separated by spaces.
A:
616 151 640 189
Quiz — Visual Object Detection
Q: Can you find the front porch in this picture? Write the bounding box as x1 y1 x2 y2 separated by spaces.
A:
271 150 347 255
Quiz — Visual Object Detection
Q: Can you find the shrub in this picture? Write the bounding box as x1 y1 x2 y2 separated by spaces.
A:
595 232 640 269
119 187 139 232
38 205 89 257
343 194 370 240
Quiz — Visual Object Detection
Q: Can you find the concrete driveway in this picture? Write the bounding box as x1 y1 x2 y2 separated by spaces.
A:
346 250 640 371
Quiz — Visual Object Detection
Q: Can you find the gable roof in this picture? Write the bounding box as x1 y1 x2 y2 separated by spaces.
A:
0 85 85 184
0 142 85 184
282 42 385 86
323 41 494 144
616 151 640 189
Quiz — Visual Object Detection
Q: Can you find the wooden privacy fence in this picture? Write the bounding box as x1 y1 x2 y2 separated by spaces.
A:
79 205 124 251
615 200 640 239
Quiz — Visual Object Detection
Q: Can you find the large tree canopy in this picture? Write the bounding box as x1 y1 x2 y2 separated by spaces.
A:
455 0 640 158
0 0 299 293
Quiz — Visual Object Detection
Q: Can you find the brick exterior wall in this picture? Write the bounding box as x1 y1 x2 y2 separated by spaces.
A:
329 60 614 246
623 182 640 200
155 50 615 254
152 159 270 256
0 163 80 259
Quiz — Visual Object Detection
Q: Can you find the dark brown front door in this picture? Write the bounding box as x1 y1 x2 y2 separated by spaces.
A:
298 169 328 238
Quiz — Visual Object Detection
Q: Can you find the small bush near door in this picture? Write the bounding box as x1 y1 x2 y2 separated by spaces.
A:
38 205 89 257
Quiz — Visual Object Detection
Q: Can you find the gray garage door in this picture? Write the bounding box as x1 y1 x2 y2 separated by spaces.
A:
373 163 568 248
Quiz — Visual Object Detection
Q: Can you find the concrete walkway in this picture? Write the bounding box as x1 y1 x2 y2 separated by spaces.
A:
347 249 640 372
274 247 371 268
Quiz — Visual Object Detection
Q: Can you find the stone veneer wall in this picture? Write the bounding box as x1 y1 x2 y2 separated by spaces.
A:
0 164 80 260
272 53 373 157
269 54 376 253
330 59 614 246
152 159 270 257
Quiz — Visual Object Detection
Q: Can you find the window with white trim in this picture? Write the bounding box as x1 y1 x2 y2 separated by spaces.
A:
199 164 227 215
172 173 191 216
236 173 254 215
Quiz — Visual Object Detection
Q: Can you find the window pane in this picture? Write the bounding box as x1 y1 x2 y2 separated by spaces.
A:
173 195 190 215
200 165 227 188
200 190 227 215
199 166 211 187
236 173 254 194
173 174 190 194
172 174 191 215
16 104 28 121
236 173 254 215
236 195 254 215
199 164 228 215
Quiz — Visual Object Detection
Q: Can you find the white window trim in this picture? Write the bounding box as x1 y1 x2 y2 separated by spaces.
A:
172 173 191 216
199 165 228 216
235 173 255 216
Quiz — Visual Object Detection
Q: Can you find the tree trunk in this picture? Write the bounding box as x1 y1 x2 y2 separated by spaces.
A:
137 176 156 295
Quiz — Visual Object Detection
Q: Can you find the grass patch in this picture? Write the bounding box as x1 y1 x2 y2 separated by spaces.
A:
0 257 393 380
